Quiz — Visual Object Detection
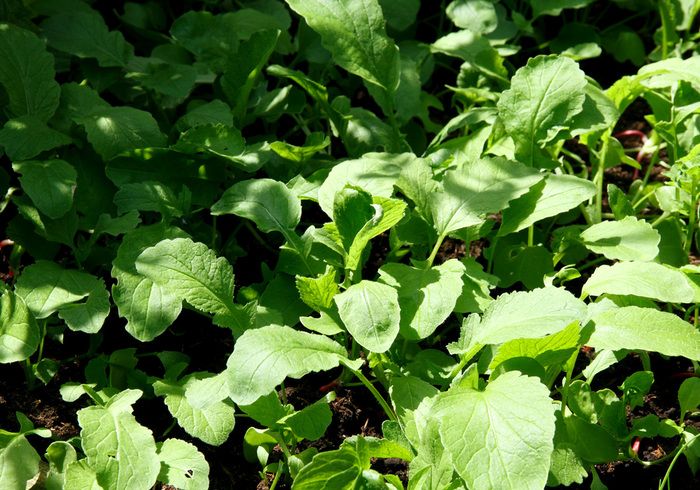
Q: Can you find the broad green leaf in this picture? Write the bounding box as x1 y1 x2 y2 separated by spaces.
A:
285 0 400 95
0 413 51 490
12 159 77 219
476 287 587 344
45 440 78 490
283 395 334 441
583 261 695 303
389 376 439 449
446 0 498 33
579 216 660 261
226 325 349 405
0 290 39 364
271 132 330 164
42 10 134 67
78 390 159 490
113 182 185 217
212 178 301 233
317 152 405 218
431 29 506 82
531 0 594 18
296 268 339 311
156 439 209 490
432 372 556 489
64 461 102 490
174 124 259 171
112 226 187 342
497 55 587 167
0 23 60 122
170 11 238 73
76 107 166 161
431 157 543 237
378 0 420 30
378 259 466 340
136 238 240 330
184 372 228 411
562 413 619 464
15 261 110 333
0 115 71 161
128 62 197 99
292 446 363 489
153 373 236 446
489 321 580 370
335 281 400 353
221 29 280 120
343 434 413 462
54 83 110 131
174 100 234 132
586 307 700 360
566 82 620 138
679 378 700 423
499 174 596 236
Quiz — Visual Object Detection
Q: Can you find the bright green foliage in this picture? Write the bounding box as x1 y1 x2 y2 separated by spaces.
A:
73 390 160 490
0 413 52 490
135 238 242 332
153 373 236 446
378 259 466 340
156 439 209 490
498 55 587 167
432 372 556 489
475 287 587 344
587 307 700 360
582 261 695 302
0 290 39 364
335 280 400 352
226 325 350 405
579 216 660 261
15 261 110 333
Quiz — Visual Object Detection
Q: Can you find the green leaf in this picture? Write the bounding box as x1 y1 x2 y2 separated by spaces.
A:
499 174 596 236
531 0 595 18
64 461 101 490
12 159 77 219
226 325 349 405
221 29 279 121
156 439 209 490
170 11 238 73
431 157 543 237
296 268 339 312
76 107 166 161
582 261 695 303
476 287 587 344
135 238 240 330
608 183 635 220
41 10 134 67
174 124 260 171
335 280 400 353
0 23 60 122
15 261 110 333
45 440 78 490
579 216 660 261
378 0 420 30
285 0 399 95
77 390 159 490
446 0 498 34
0 413 50 490
283 395 334 441
497 55 587 167
0 115 72 161
129 62 197 99
562 413 619 464
291 446 363 489
431 29 506 82
679 378 700 423
174 100 234 132
153 373 236 446
378 259 466 340
586 306 700 360
432 371 556 489
112 226 188 342
0 290 39 364
212 178 301 233
317 152 405 218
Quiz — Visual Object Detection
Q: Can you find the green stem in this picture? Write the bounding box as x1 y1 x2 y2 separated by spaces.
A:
685 175 699 255
427 233 447 268
593 136 610 223
527 226 534 247
244 221 278 254
559 354 577 417
269 468 282 490
351 368 397 422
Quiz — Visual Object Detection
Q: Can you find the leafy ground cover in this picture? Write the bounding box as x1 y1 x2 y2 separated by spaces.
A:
2 0 700 489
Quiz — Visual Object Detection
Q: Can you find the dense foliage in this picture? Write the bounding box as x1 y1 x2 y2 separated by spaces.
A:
2 0 700 488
